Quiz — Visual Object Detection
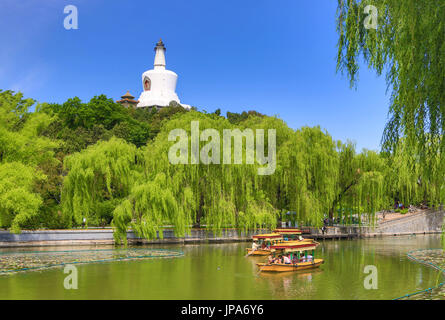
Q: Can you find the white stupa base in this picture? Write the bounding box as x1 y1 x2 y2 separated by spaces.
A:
137 93 191 110
137 92 179 108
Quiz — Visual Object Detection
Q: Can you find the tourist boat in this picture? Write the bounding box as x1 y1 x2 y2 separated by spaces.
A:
246 232 317 256
245 233 283 256
256 241 324 272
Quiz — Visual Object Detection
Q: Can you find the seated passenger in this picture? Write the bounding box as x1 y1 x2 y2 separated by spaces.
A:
283 255 291 264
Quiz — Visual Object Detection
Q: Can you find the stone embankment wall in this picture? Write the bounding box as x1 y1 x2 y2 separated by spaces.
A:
303 210 444 239
0 228 261 248
363 210 444 236
305 226 361 239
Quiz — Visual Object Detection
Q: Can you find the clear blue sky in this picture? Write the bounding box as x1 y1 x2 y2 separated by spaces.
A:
0 0 391 151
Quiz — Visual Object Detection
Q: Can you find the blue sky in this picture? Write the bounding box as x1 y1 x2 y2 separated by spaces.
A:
0 0 390 151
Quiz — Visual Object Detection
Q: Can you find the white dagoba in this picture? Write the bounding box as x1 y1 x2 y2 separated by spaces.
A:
137 39 190 109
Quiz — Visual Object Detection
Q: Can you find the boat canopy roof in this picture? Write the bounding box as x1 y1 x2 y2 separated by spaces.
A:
252 233 283 240
273 228 302 235
270 241 320 253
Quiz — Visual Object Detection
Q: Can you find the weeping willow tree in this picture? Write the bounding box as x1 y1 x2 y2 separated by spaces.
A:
139 111 280 237
62 137 144 227
112 172 195 245
353 150 387 222
276 126 339 226
337 0 445 195
329 143 388 225
383 137 445 208
60 134 197 243
336 0 444 154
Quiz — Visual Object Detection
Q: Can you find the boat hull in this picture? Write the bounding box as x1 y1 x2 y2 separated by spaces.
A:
257 259 324 272
246 248 271 256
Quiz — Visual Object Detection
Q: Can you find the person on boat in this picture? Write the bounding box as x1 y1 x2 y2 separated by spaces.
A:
252 242 259 251
307 254 313 262
283 255 291 264
268 256 274 264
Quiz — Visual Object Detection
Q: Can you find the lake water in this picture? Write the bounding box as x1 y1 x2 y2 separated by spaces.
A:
0 234 442 299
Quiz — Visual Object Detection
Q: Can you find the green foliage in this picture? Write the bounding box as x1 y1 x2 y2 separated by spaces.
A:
43 95 151 148
62 137 143 227
275 125 339 226
0 162 45 233
132 104 187 138
336 0 445 170
0 90 34 126
226 110 265 125
0 91 59 166
52 95 126 130
336 0 445 236
141 111 279 237
112 173 195 245
0 90 61 232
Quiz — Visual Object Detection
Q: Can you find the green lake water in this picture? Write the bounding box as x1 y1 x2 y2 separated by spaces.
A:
0 234 442 299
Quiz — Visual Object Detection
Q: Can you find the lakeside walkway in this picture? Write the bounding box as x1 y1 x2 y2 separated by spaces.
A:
376 208 429 223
